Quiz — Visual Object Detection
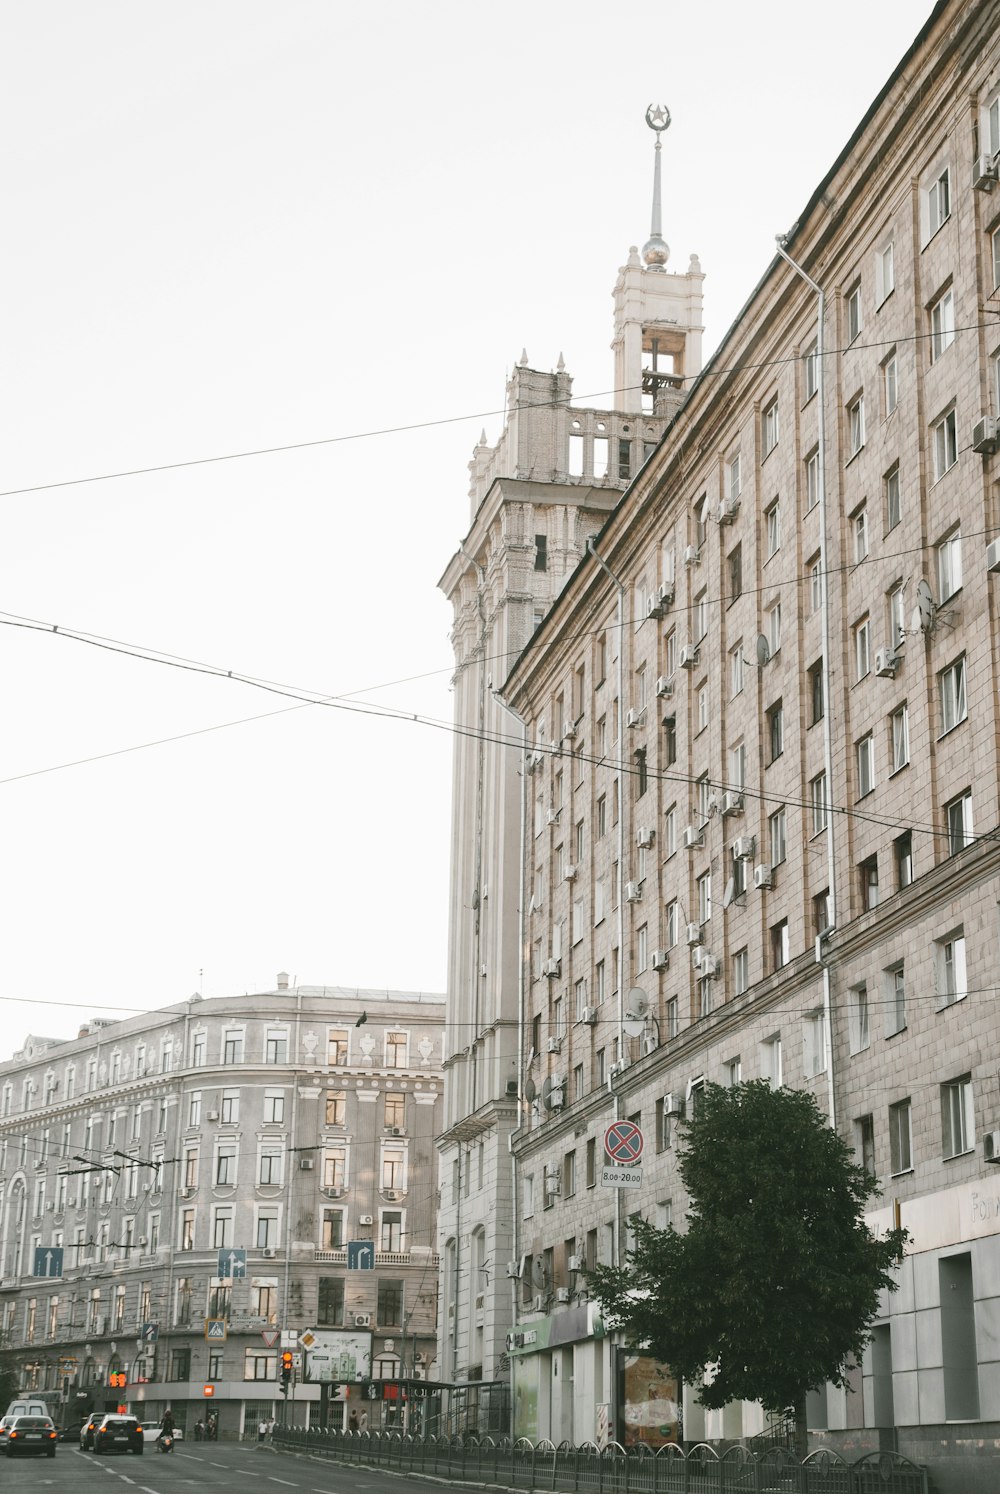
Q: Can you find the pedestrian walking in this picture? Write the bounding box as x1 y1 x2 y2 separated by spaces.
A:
258 1418 266 1442
348 1410 359 1433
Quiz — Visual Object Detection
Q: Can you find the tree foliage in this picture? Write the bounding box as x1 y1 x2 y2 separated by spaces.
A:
586 1081 907 1418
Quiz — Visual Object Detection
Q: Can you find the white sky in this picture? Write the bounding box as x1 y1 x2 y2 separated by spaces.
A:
0 0 933 1061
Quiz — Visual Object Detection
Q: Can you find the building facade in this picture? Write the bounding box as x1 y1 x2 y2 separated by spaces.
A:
442 2 1000 1489
0 980 443 1436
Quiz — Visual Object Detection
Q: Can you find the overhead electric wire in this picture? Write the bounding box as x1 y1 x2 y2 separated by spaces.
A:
0 318 995 501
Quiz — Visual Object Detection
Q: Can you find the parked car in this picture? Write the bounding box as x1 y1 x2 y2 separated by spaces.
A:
5 1416 58 1458
92 1415 143 1456
58 1419 85 1443
139 1421 184 1444
80 1414 102 1450
0 1416 16 1449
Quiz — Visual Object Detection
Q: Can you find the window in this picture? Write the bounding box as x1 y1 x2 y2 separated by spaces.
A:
809 555 822 613
665 997 678 1040
770 920 789 971
259 1145 283 1186
924 165 951 241
810 773 828 834
323 1146 346 1189
848 985 870 1053
888 584 905 651
889 1099 912 1174
697 872 712 925
941 1075 974 1158
875 241 895 306
854 617 870 681
884 466 901 531
635 926 648 973
848 395 865 457
930 286 955 360
847 283 862 343
695 591 708 641
729 741 746 791
769 807 787 867
804 448 820 511
215 1145 237 1186
697 683 709 732
263 1089 284 1124
853 505 869 562
761 1034 782 1087
256 1209 278 1249
321 1209 345 1250
766 700 783 764
264 1028 288 1065
856 734 874 798
188 1093 201 1129
212 1207 233 1248
534 534 547 572
932 409 958 480
860 854 879 911
945 790 973 854
222 1029 244 1065
882 352 898 416
765 500 781 558
728 544 743 602
377 1279 403 1328
939 656 967 732
856 1114 876 1177
936 928 967 1006
318 1277 345 1326
937 527 962 601
728 453 742 500
665 901 678 949
325 1091 346 1126
328 1029 349 1065
993 224 1000 292
762 398 779 456
802 339 818 400
730 645 744 697
767 601 781 655
884 963 906 1037
386 1031 409 1068
244 1348 277 1381
732 949 748 996
803 1009 827 1077
191 1031 206 1067
894 832 913 890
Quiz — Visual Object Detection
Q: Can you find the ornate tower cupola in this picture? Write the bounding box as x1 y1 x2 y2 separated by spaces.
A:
612 104 705 416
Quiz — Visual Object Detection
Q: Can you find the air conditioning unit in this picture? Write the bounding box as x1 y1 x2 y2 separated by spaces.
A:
721 790 744 817
533 1295 546 1312
655 676 674 698
563 721 577 741
657 581 675 608
718 493 740 524
207 1110 220 1121
549 1084 566 1110
506 1261 521 1278
262 1247 277 1258
686 921 702 945
733 834 756 861
546 807 562 825
45 1201 53 1211
625 708 642 729
874 647 899 678
692 944 705 969
651 949 669 971
67 1197 77 1208
972 154 998 190
984 1131 1000 1162
646 594 664 621
972 416 1000 455
679 643 699 669
625 881 642 902
754 863 773 890
567 1254 582 1272
181 1187 195 1198
299 1157 314 1170
385 1190 402 1202
556 1287 571 1303
543 958 561 978
700 955 719 978
663 1092 684 1119
359 1214 374 1225
545 1171 561 1196
581 1006 598 1025
987 539 1000 574
636 826 654 848
138 1236 148 1247
389 1126 404 1137
527 749 544 772
354 1313 372 1328
546 1036 562 1054
683 544 701 567
564 864 578 881
682 824 703 850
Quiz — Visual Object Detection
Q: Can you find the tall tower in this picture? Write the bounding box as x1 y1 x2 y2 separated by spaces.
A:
436 110 704 1419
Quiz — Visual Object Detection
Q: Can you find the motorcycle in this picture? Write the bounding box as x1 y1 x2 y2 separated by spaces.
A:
157 1434 174 1454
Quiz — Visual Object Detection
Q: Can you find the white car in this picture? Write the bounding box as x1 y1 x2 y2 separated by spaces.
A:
139 1422 184 1444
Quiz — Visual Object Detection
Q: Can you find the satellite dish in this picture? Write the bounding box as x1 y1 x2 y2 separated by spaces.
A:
755 634 771 668
541 1076 565 1110
912 578 936 633
532 1253 548 1288
523 1076 537 1103
626 987 650 1019
722 877 735 909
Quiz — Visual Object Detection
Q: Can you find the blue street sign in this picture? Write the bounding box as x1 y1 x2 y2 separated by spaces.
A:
140 1321 159 1344
217 1247 247 1279
33 1246 64 1278
347 1240 375 1271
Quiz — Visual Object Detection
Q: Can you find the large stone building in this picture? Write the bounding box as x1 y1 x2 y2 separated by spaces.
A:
0 980 443 1436
441 2 1000 1488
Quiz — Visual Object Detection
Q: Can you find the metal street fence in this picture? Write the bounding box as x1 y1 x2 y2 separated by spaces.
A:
273 1428 929 1494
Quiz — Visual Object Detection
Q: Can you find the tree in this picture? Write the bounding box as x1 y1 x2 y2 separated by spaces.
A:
0 1363 20 1410
586 1081 907 1454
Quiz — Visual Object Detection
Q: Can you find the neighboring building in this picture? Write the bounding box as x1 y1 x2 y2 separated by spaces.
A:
442 2 1000 1488
0 979 443 1436
437 110 704 1407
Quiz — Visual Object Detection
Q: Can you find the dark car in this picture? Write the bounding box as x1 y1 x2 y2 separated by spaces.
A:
93 1415 143 1456
58 1420 85 1444
6 1416 57 1457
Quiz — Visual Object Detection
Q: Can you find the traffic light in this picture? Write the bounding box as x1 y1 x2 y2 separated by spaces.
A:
109 1372 127 1389
280 1351 293 1393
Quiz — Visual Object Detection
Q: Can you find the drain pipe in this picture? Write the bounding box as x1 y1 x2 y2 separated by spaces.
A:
775 237 837 1126
587 538 628 1262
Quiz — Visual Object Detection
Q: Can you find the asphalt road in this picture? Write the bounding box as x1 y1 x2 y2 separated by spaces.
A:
0 1441 484 1494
